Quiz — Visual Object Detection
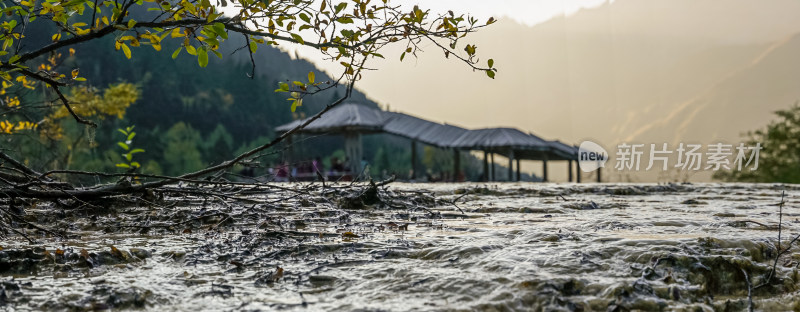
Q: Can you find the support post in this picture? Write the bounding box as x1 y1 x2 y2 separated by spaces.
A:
483 150 489 182
568 160 573 182
344 133 363 175
507 149 514 182
286 135 294 175
411 140 417 180
597 167 602 183
576 161 582 183
542 154 549 182
453 149 460 182
516 159 521 181
490 152 496 181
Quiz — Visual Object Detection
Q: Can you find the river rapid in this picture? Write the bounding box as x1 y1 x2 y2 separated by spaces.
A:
1 182 799 311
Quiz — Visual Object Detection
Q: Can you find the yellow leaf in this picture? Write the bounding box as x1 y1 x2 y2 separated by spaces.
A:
51 33 61 42
120 43 131 59
69 48 75 56
171 27 185 38
71 69 79 79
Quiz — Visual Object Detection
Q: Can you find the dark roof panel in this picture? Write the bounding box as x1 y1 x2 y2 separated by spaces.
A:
274 103 385 133
450 128 550 150
274 103 576 160
383 112 469 146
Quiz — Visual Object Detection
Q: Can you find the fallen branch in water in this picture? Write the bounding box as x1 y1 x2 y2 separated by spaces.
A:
755 190 800 290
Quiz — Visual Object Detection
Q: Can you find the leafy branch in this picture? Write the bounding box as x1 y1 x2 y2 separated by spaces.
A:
115 125 145 171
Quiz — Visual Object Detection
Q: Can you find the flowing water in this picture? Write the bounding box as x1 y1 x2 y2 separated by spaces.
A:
2 183 800 311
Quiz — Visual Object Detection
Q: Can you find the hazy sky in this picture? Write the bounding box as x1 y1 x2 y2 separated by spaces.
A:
389 0 611 26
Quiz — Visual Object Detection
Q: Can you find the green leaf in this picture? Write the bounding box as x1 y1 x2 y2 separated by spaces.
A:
290 33 304 45
464 44 475 56
185 45 197 55
117 142 130 150
210 49 222 59
127 132 136 141
130 148 145 154
337 17 354 24
400 52 406 61
486 69 495 79
488 58 494 68
130 161 141 168
127 19 136 28
292 81 305 87
172 47 182 59
299 13 310 23
116 163 130 168
198 47 209 67
290 98 303 112
212 22 227 39
125 153 133 161
334 2 347 14
308 71 315 83
249 40 257 53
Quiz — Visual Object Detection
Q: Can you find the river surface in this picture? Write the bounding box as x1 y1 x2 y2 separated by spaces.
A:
1 183 800 311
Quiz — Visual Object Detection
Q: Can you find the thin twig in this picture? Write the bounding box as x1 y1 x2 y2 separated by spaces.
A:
741 267 753 312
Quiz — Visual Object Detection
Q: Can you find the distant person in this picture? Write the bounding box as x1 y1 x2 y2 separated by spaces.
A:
275 162 289 182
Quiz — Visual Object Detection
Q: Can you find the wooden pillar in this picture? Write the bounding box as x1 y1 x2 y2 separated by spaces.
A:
410 140 417 180
542 154 549 182
576 161 582 183
516 159 521 181
508 150 514 182
568 160 573 182
286 135 293 170
490 152 496 181
507 150 514 182
482 150 489 182
597 167 602 183
344 133 362 174
453 149 460 182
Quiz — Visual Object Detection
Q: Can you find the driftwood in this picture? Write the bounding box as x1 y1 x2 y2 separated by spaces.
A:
0 77 379 239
